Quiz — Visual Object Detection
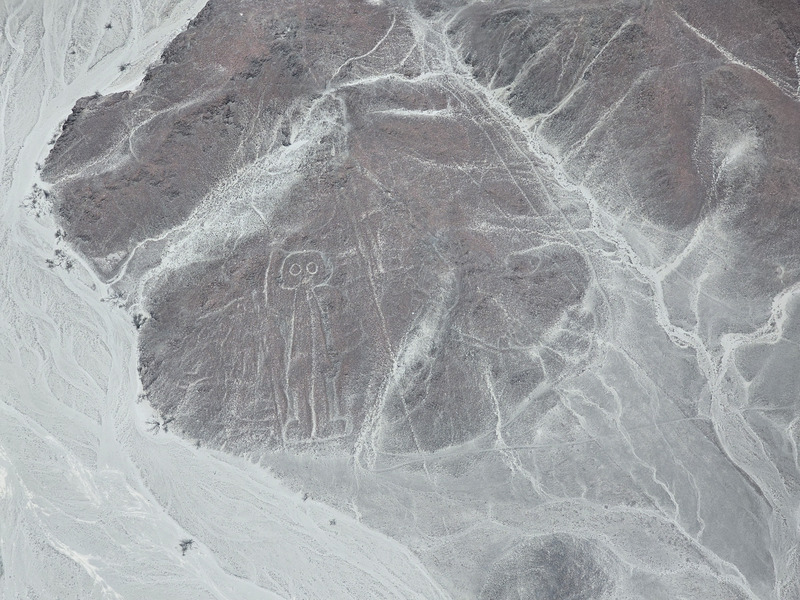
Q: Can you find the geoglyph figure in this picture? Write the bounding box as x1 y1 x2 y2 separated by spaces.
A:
268 249 342 442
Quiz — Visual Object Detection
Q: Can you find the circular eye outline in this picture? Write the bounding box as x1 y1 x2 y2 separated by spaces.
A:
288 263 302 276
305 261 318 275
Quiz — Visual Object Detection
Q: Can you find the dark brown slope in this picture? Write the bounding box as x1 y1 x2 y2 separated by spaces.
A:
43 0 599 454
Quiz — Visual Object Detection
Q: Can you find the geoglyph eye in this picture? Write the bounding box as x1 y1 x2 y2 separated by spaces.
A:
305 261 318 275
289 263 302 277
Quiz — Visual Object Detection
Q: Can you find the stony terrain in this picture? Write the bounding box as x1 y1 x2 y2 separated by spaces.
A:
38 0 800 598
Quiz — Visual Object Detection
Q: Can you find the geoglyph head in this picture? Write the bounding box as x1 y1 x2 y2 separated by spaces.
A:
278 250 330 289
